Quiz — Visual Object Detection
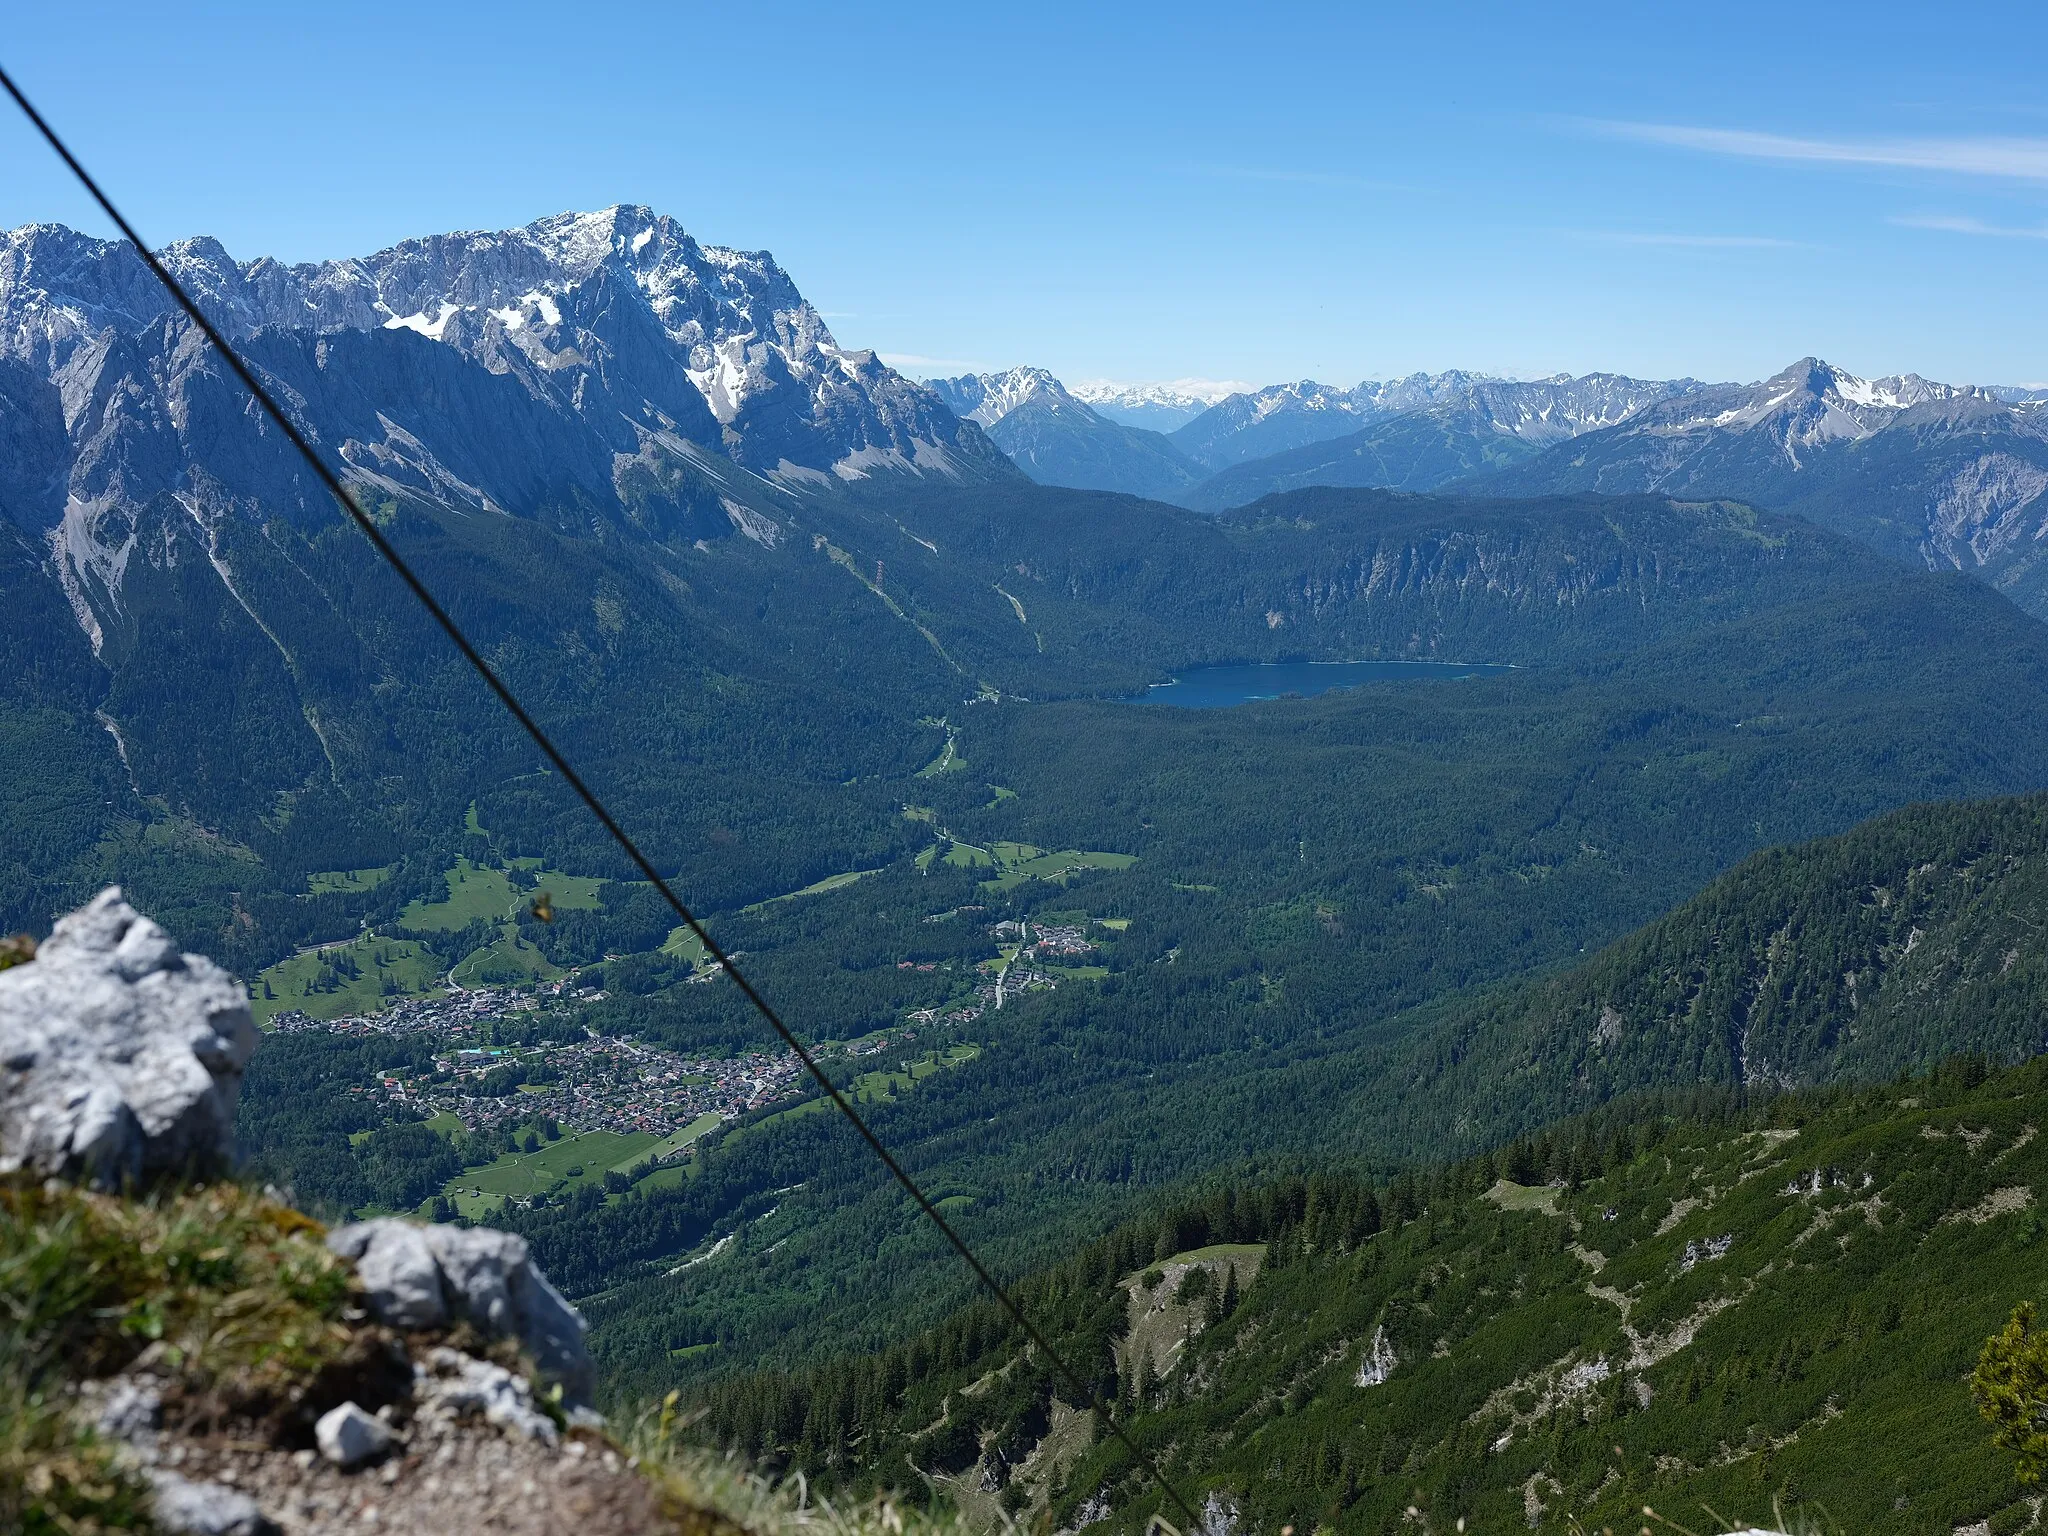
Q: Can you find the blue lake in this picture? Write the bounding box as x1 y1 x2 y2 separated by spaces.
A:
1128 659 1513 708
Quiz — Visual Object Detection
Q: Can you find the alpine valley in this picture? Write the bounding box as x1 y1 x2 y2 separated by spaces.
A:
9 205 2048 1535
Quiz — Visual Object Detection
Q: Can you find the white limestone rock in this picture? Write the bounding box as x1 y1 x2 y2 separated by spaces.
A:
327 1218 595 1407
415 1345 559 1444
330 1217 447 1329
1356 1324 1397 1387
0 888 256 1187
148 1469 278 1535
314 1400 392 1469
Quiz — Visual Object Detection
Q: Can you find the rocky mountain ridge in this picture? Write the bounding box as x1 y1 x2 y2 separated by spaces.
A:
922 367 1202 497
1476 356 2048 617
2 208 1004 485
1165 369 1703 471
0 208 1013 658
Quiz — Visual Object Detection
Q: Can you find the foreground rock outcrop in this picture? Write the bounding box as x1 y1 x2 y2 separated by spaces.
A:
0 890 633 1533
328 1219 596 1408
0 887 256 1186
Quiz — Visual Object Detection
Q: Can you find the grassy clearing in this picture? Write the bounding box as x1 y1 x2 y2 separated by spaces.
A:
733 1046 983 1147
628 1113 723 1169
402 857 604 934
401 858 519 931
1484 1178 1563 1214
306 864 394 895
742 867 885 914
448 925 562 988
845 1045 981 1105
659 926 729 985
440 1130 660 1217
252 933 444 1025
972 842 1139 893
506 860 606 910
914 731 964 777
1097 917 1131 931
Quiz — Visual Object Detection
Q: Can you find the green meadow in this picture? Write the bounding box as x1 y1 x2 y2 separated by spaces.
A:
252 933 444 1025
306 865 394 895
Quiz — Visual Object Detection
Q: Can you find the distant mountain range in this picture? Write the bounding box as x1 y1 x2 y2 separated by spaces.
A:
1475 357 2048 617
944 355 2048 621
1177 372 1701 509
1066 380 1238 432
937 368 1697 504
1168 373 1504 470
922 368 1202 498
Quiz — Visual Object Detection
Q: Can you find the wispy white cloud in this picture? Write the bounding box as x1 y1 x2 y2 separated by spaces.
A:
1564 230 1806 249
1891 213 2048 239
1591 120 2048 183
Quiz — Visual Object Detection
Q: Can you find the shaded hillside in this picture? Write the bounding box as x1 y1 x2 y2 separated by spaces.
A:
702 1058 2048 1536
1376 792 2048 1157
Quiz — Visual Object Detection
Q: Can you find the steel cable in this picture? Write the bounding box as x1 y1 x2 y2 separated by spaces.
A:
1 61 1202 1531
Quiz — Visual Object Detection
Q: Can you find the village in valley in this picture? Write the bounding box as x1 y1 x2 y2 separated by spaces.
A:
269 907 1118 1220
271 985 809 1141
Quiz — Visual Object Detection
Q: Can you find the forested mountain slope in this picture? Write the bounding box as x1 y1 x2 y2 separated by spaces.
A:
1383 793 2048 1133
442 554 2048 1399
0 474 1948 967
699 1056 2048 1536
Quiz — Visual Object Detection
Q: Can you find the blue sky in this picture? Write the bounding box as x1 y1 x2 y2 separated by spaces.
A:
6 2 2047 390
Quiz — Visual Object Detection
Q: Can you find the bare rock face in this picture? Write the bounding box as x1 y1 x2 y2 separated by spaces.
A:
327 1219 595 1408
0 887 257 1187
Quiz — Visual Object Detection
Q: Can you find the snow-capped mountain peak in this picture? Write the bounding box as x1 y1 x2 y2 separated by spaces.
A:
917 366 1204 498
1649 357 1998 453
1067 379 1248 431
923 366 1077 428
1 209 1005 488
